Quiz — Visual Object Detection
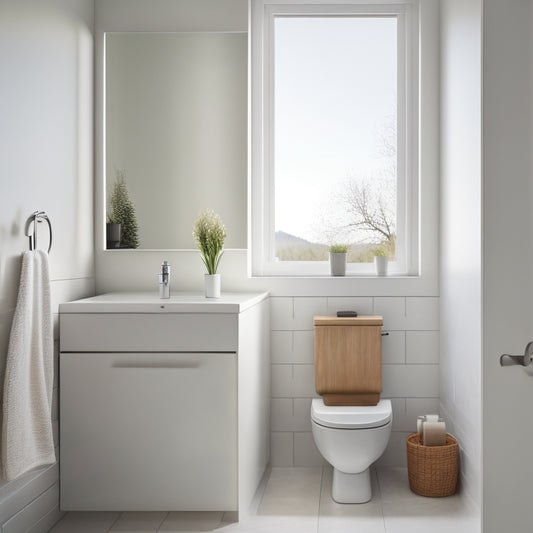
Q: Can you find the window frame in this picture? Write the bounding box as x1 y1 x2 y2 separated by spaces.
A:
250 0 421 277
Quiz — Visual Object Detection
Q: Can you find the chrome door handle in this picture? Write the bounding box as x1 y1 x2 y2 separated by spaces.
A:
500 341 533 367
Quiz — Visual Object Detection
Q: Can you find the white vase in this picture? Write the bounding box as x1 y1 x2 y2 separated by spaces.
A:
374 256 388 276
330 252 347 276
205 273 221 298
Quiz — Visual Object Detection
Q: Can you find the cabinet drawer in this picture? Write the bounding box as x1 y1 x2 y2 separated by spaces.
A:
60 313 238 352
60 352 237 510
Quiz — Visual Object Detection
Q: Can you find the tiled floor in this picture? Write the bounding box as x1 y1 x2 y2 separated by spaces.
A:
48 466 479 533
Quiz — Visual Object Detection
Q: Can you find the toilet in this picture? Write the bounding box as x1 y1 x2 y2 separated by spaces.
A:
311 398 392 503
311 315 392 503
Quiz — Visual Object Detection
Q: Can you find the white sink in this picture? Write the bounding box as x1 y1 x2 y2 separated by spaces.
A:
59 291 269 314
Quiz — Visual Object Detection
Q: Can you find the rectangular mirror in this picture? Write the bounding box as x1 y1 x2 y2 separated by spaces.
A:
105 32 247 249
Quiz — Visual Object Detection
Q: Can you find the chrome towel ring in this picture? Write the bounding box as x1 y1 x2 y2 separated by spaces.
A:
25 211 52 253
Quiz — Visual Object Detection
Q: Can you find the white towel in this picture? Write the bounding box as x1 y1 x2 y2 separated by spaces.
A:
2 250 56 481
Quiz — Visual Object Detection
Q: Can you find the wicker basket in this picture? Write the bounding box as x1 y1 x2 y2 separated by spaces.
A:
406 433 459 497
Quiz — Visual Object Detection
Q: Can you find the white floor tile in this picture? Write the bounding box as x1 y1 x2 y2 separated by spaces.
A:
159 511 224 532
319 515 386 533
257 467 322 517
45 468 479 533
48 512 120 533
382 512 479 533
218 515 318 533
376 467 479 532
109 511 168 532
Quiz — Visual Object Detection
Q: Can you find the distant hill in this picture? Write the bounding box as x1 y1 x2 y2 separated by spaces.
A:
275 231 315 245
274 230 386 262
275 231 329 261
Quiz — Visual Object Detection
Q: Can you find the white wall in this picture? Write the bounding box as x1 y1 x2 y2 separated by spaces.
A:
0 0 94 529
439 0 482 516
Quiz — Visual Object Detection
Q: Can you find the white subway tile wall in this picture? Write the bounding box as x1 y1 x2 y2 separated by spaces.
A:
406 331 440 364
270 433 294 467
381 331 406 364
269 296 439 467
293 433 324 467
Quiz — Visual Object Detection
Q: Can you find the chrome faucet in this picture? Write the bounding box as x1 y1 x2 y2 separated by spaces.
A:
158 261 170 299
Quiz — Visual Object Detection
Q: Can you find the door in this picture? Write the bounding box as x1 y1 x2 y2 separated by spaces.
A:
483 1 533 531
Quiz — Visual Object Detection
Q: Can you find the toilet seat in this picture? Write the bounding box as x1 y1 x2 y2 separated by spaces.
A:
311 399 392 429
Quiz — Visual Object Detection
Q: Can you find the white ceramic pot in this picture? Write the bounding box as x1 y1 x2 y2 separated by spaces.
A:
330 253 347 276
205 273 221 298
374 256 388 276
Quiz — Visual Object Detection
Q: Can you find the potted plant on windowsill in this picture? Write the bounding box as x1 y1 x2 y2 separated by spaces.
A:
329 244 349 276
193 209 227 298
374 248 389 276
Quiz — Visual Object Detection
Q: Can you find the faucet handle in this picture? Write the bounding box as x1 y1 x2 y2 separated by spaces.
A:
159 261 171 299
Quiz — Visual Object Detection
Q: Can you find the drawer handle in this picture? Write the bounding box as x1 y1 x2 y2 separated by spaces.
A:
112 361 201 369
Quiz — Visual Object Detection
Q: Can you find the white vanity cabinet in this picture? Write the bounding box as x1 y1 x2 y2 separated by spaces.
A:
59 292 270 514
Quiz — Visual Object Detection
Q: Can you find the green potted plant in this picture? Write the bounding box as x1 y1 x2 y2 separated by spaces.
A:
329 244 349 276
373 247 388 276
193 209 227 298
108 169 140 249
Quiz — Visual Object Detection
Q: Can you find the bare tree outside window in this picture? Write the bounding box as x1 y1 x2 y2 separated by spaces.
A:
340 117 397 260
276 117 397 263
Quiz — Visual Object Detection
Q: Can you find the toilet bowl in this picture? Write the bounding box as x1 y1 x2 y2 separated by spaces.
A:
311 398 392 503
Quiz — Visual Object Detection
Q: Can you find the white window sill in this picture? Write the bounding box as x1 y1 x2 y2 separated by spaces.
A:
246 271 438 297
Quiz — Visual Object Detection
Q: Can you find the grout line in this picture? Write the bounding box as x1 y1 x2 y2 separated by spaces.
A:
404 329 407 363
382 362 439 366
291 432 295 468
316 465 325 533
373 467 388 532
155 511 170 532
291 330 295 353
107 512 121 532
271 329 314 332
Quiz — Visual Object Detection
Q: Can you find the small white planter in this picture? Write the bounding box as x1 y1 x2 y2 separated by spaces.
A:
330 253 347 276
374 256 388 276
205 273 221 298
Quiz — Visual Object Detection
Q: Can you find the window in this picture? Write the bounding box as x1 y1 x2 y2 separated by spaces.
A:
250 1 420 276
